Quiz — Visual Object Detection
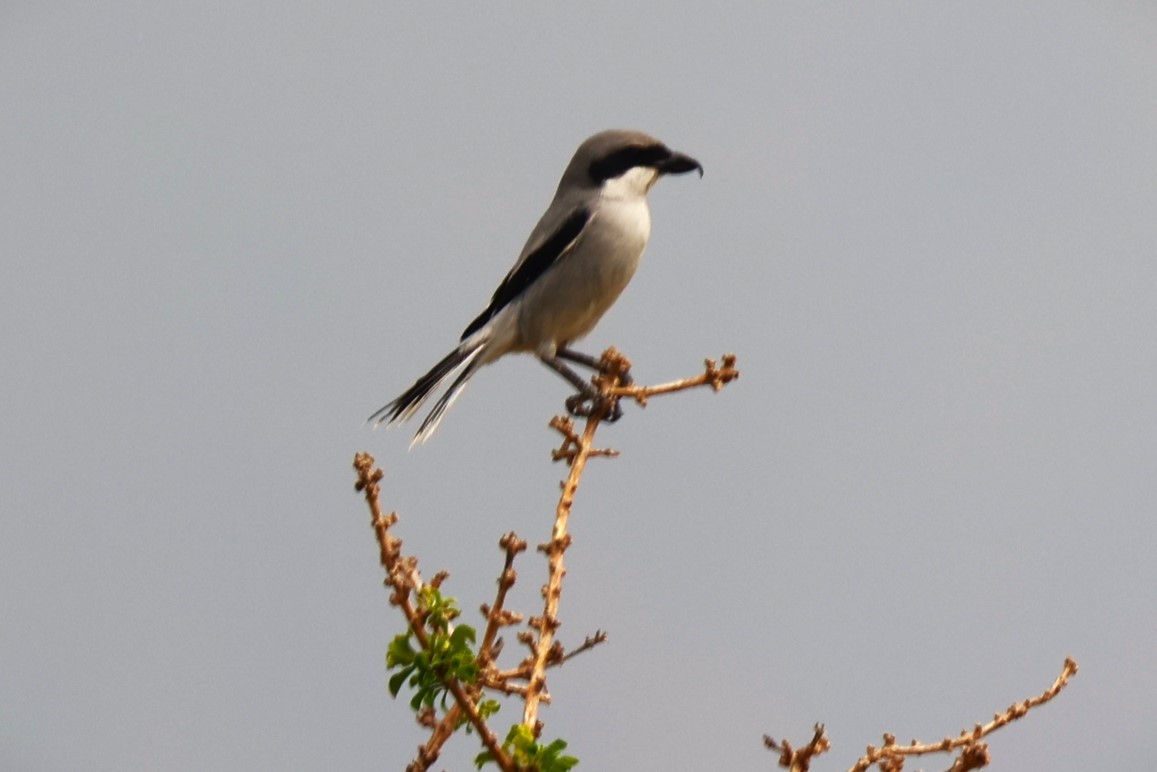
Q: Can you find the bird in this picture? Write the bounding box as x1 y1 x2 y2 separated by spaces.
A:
369 129 703 445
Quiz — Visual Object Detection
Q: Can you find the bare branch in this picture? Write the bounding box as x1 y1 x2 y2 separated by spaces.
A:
478 532 527 670
848 658 1079 772
353 453 514 772
611 352 740 406
764 724 831 772
522 350 741 728
563 630 609 663
522 385 614 726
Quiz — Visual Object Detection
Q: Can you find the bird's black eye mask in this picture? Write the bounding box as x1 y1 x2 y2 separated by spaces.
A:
588 144 671 183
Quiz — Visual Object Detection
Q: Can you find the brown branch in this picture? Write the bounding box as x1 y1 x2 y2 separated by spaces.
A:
764 724 831 772
944 742 991 772
521 407 607 726
410 705 463 772
611 352 740 406
356 350 741 766
352 454 427 644
478 532 527 670
522 350 741 729
848 657 1079 772
353 453 514 772
563 630 609 663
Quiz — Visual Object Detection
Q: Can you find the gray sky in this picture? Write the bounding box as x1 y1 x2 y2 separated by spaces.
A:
3 3 1155 770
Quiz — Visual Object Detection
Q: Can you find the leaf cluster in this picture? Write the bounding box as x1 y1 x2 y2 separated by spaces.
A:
475 725 578 771
387 588 486 713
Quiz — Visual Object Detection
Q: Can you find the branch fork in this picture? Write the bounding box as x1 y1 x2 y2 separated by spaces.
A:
354 349 741 769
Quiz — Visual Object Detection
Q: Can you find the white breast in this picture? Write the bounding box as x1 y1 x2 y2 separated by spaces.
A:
515 189 653 353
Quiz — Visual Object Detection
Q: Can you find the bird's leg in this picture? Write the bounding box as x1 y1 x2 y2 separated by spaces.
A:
554 347 603 370
556 346 634 386
539 355 598 397
564 392 624 422
539 354 624 423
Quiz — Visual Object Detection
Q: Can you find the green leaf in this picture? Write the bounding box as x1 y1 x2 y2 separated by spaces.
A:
449 625 477 647
386 633 415 667
387 666 411 698
498 725 579 771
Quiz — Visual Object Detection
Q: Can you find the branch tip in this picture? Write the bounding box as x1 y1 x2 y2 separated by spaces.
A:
841 657 1079 772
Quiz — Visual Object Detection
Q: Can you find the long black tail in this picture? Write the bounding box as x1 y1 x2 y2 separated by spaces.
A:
368 337 488 444
408 346 486 445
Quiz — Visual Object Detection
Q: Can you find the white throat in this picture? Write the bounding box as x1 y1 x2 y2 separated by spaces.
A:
600 166 659 200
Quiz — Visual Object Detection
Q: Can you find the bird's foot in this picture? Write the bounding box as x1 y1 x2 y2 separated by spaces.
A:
565 393 624 423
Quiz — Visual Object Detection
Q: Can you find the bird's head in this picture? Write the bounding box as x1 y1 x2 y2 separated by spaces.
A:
560 130 703 196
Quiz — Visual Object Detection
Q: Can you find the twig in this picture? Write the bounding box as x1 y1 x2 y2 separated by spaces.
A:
612 353 740 406
353 453 514 772
764 724 830 772
411 705 463 772
478 532 527 669
522 350 741 728
563 630 609 663
849 657 1079 772
522 418 586 725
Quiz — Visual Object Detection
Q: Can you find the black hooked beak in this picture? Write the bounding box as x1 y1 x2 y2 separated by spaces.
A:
657 149 703 177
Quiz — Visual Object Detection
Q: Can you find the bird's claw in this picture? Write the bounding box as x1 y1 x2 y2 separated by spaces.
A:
604 399 624 422
565 394 623 423
565 394 594 417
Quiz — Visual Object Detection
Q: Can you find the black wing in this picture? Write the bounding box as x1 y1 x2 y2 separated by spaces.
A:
460 206 591 341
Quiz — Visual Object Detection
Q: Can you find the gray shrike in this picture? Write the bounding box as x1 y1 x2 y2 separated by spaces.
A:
370 129 702 445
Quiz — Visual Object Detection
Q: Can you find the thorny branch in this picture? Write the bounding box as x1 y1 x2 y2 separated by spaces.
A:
354 349 740 768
